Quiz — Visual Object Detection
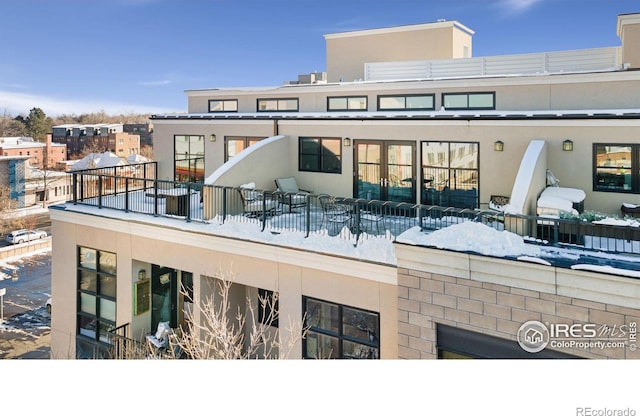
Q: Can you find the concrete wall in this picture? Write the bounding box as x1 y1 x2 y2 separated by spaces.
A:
618 13 640 69
324 22 473 83
50 208 398 359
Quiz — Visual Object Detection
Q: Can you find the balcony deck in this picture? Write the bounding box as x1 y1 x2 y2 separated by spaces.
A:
61 167 640 272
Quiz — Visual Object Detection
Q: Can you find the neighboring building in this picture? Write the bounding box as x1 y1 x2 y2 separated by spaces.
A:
0 135 67 169
52 123 140 158
50 12 640 360
0 156 28 209
123 123 153 147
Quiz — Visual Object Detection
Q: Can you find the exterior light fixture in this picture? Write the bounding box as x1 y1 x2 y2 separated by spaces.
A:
494 140 504 152
209 134 216 142
343 137 351 147
138 269 147 280
562 139 573 151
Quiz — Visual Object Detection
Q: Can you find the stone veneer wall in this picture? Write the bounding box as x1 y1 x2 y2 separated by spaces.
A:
395 244 640 359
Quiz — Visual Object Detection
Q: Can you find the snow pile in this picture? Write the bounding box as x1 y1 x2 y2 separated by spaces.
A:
396 222 541 258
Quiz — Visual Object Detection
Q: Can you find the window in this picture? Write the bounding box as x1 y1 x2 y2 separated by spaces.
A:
224 136 265 162
327 96 367 111
421 141 479 208
378 94 435 111
594 144 637 192
174 135 204 182
76 247 116 354
208 99 238 112
303 297 379 359
442 92 495 110
298 137 341 173
257 98 298 112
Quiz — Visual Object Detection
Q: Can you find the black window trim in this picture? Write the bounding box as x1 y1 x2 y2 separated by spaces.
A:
593 142 638 193
76 246 117 345
302 296 380 359
208 99 238 113
326 95 368 112
256 97 299 112
441 91 496 110
436 324 580 359
298 136 342 174
377 93 436 111
224 136 266 162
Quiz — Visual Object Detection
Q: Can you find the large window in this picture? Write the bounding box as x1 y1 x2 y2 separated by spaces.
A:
594 144 637 192
299 137 341 173
442 92 495 110
327 96 367 111
225 136 265 161
208 99 238 112
378 94 435 111
257 98 299 112
76 247 116 356
174 135 204 182
303 297 379 359
422 141 479 208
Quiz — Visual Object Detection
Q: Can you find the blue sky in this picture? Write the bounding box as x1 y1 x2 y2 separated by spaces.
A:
0 0 637 117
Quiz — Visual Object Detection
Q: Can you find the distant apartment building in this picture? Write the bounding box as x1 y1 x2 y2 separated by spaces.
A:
0 135 67 169
52 123 141 158
123 123 153 147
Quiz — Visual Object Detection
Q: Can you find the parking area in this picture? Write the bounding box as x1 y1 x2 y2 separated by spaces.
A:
0 251 52 359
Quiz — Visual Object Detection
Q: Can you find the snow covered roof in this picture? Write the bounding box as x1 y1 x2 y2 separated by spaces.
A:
70 152 129 171
152 108 640 121
127 154 150 164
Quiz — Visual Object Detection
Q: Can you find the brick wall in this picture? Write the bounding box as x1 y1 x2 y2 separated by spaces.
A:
396 246 640 359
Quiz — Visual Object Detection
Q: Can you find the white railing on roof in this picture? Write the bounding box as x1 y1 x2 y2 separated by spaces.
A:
364 47 621 81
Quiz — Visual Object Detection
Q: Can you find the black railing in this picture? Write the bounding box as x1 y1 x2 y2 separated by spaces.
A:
65 170 640 254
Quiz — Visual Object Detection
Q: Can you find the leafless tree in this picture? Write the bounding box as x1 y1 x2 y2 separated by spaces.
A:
142 267 308 360
140 144 154 160
0 185 23 236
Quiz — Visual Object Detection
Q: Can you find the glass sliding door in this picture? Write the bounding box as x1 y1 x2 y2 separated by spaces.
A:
354 140 415 203
151 266 177 330
421 141 479 208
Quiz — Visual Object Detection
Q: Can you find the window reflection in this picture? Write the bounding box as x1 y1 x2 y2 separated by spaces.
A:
303 297 380 359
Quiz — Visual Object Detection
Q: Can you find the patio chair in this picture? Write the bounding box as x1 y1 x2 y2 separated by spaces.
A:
146 321 170 352
275 177 311 212
238 185 278 218
318 194 352 235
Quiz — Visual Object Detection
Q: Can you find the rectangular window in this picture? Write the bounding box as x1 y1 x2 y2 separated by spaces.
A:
594 144 637 193
298 137 342 174
327 96 367 111
303 297 379 359
174 135 205 182
378 94 435 111
208 99 238 112
224 136 265 162
442 92 495 110
76 247 116 353
257 98 298 112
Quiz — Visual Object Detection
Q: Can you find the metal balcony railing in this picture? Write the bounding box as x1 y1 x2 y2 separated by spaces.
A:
64 170 640 255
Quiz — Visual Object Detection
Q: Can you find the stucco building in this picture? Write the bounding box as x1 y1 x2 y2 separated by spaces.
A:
50 12 640 359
